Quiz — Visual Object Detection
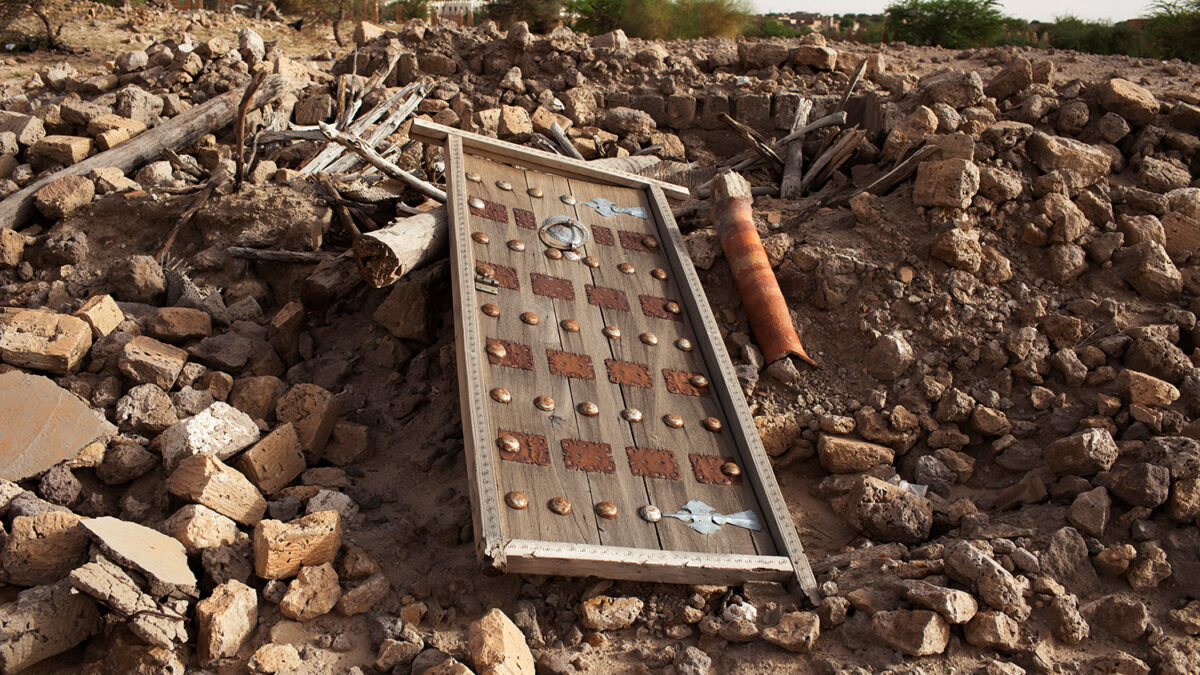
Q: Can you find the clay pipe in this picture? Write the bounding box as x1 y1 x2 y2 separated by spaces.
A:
709 172 817 367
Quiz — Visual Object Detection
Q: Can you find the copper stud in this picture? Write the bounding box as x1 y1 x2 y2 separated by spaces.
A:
595 501 618 519
663 414 684 428
690 375 709 388
505 491 529 509
496 180 513 191
583 256 600 268
721 461 741 477
640 505 662 522
481 304 500 317
545 249 563 260
469 197 485 209
472 232 490 244
642 236 659 249
703 417 723 432
534 395 555 412
466 172 482 183
577 401 599 417
476 263 494 278
498 435 520 453
527 187 544 198
618 262 635 274
621 408 643 423
665 301 681 314
490 388 512 403
561 318 580 332
560 195 576 205
651 268 668 280
520 311 539 325
563 250 581 261
508 239 526 252
602 326 621 340
640 332 658 346
675 338 693 351
486 342 508 359
549 496 572 515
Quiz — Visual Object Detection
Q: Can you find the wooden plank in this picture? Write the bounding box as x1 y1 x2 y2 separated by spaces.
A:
502 540 792 584
409 119 691 201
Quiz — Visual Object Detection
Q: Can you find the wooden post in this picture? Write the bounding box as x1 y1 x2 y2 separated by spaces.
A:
353 207 449 288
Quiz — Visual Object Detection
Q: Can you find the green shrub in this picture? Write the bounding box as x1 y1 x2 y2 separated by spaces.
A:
885 0 1006 48
570 0 749 39
744 19 799 38
482 0 565 32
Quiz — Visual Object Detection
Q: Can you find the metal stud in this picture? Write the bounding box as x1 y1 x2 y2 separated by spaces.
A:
618 262 635 274
583 256 600 268
486 342 508 359
560 195 576 205
639 332 658 346
561 318 580 332
481 304 500 317
469 197 485 210
466 171 482 183
690 375 709 388
527 187 544 198
642 235 659 249
665 301 681 314
507 239 526 252
472 232 490 244
639 505 662 523
496 180 513 191
475 263 494 278
498 435 520 454
702 417 723 433
490 388 512 403
602 326 621 340
577 401 599 417
675 338 693 351
545 249 563 260
548 496 572 515
595 501 618 519
651 268 668 280
663 414 684 428
505 491 529 509
621 408 643 423
534 395 556 412
721 461 741 477
520 311 539 325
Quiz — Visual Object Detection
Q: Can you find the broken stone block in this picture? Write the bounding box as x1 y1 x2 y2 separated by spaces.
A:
0 371 116 481
96 438 158 485
118 335 188 390
1 511 87 585
0 229 25 268
915 159 980 210
169 454 267 526
497 105 532 141
153 402 260 471
1067 486 1110 538
336 571 390 616
323 421 369 466
115 383 179 435
1098 78 1159 126
147 306 213 342
1118 369 1179 407
964 610 1019 650
164 504 240 553
1044 428 1118 476
373 280 431 341
228 375 287 424
236 424 306 496
792 44 837 70
944 541 1030 620
276 384 338 463
761 611 820 653
80 516 197 597
107 255 165 303
0 579 100 673
1121 240 1181 300
1025 132 1111 189
872 609 949 656
280 562 341 621
196 580 258 664
817 435 894 473
69 555 187 648
37 464 80 506
901 579 979 624
0 111 46 146
920 70 984 107
252 510 342 580
29 134 92 166
73 294 123 338
839 474 932 544
34 174 94 219
467 607 535 675
0 310 92 374
579 595 643 631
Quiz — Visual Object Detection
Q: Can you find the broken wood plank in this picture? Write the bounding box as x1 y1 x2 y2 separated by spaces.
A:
227 247 333 263
300 83 420 175
727 111 847 173
721 113 783 168
780 98 813 200
318 122 447 203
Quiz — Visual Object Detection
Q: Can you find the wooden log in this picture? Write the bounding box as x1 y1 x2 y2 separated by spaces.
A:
0 74 289 231
227 247 333 263
353 207 449 288
779 98 813 200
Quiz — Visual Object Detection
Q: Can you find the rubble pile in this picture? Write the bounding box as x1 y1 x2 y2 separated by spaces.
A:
0 3 1198 673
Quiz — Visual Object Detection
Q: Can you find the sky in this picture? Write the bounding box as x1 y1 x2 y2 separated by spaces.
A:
753 0 1151 23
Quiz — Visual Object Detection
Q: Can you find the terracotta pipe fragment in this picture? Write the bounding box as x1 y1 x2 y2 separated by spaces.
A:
709 172 817 367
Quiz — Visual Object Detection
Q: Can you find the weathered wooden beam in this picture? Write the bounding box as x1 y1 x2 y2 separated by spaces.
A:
318 122 447 203
353 208 449 288
779 98 813 200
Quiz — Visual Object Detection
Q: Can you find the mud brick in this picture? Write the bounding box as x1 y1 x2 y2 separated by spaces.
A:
236 424 306 496
323 421 369 466
29 134 92 166
497 429 550 466
0 110 46 146
195 580 257 664
689 454 744 486
547 349 595 380
147 307 213 342
487 338 534 370
73 294 124 338
154 402 260 472
561 439 616 474
33 174 94 218
0 310 92 374
586 285 630 311
118 335 188 389
627 447 681 480
275 384 338 463
169 453 267 526
228 375 287 424
164 504 239 554
734 93 772 130
269 301 305 366
0 579 100 674
0 229 26 268
252 510 342 580
606 359 653 389
531 272 574 300
1 511 87 585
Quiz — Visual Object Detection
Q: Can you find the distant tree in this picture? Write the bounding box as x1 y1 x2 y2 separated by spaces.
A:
885 0 1006 48
482 0 565 32
1148 0 1200 61
569 0 626 33
394 0 430 20
744 18 799 38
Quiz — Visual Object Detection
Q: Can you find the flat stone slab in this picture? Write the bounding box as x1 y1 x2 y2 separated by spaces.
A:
81 516 197 597
0 371 116 481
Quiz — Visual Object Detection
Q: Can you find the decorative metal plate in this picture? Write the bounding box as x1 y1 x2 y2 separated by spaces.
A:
592 225 615 246
476 261 519 290
605 359 653 389
486 338 534 370
514 208 536 229
627 447 681 480
640 295 683 321
531 273 575 301
547 349 596 381
618 230 657 252
586 285 631 312
562 439 616 474
470 198 508 224
663 369 712 397
689 454 744 486
497 429 550 466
